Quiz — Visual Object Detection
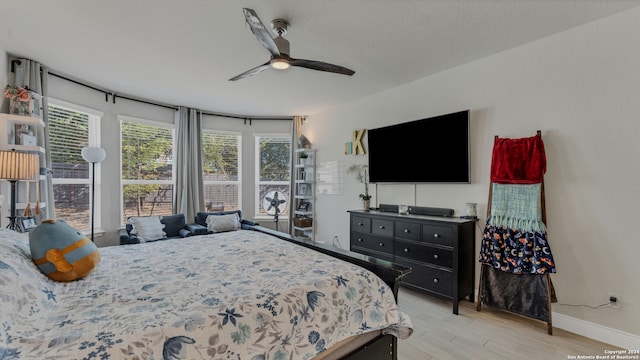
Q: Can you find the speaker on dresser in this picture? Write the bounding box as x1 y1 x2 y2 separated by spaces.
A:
378 204 399 213
407 206 454 217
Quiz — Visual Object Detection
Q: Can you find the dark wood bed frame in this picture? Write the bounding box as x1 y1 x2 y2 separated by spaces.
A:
248 225 412 360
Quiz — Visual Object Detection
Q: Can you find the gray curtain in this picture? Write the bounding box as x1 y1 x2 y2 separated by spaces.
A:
293 115 304 142
13 59 55 220
174 107 204 222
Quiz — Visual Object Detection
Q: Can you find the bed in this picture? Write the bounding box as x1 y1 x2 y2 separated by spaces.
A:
0 226 412 360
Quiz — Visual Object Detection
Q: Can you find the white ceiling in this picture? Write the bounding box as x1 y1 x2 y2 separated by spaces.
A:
1 1 638 117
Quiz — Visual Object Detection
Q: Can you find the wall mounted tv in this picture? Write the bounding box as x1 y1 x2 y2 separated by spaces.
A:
367 110 470 183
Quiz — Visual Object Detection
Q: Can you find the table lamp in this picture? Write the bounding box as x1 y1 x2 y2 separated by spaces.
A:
0 150 39 231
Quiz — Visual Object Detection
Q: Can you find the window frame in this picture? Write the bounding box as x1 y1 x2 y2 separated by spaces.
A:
48 98 103 231
119 115 175 224
202 129 242 212
254 133 292 219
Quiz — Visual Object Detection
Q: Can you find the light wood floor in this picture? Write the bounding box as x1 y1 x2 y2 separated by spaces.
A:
397 287 620 360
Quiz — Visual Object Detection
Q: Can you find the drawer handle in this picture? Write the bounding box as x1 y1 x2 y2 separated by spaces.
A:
433 278 439 283
379 242 384 247
358 222 364 226
358 238 363 242
379 225 385 230
404 248 409 253
404 229 409 233
433 233 440 238
433 254 439 260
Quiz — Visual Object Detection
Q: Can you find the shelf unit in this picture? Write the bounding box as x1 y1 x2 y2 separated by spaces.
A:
0 113 48 228
292 148 316 242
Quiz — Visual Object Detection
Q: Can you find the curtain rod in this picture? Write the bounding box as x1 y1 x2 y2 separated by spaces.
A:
45 68 292 121
48 71 108 98
48 71 179 110
201 111 292 122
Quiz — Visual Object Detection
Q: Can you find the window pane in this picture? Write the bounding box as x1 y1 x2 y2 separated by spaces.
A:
49 106 89 179
121 122 173 181
122 184 174 221
258 137 290 181
48 103 98 231
203 131 240 212
53 184 89 230
203 133 239 180
204 184 238 211
121 119 174 224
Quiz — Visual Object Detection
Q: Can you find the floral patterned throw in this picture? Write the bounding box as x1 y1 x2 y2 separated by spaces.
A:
0 229 412 360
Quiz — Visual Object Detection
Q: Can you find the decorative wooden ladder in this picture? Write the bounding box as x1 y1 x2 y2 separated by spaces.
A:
476 130 554 335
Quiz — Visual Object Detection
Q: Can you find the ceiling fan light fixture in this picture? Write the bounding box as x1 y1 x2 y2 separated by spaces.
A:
271 58 290 70
228 8 355 81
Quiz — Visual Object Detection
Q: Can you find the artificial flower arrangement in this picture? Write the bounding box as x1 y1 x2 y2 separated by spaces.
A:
4 85 34 115
4 85 32 102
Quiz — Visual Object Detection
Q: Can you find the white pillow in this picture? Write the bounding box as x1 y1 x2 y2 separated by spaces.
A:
129 216 166 242
206 213 240 233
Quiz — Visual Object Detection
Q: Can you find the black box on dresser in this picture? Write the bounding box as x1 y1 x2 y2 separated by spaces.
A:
348 209 476 314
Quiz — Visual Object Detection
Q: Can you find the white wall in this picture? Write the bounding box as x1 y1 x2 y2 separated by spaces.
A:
308 7 640 339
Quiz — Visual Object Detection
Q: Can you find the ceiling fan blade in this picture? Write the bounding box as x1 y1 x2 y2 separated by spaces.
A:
228 61 271 81
243 8 280 56
290 58 355 76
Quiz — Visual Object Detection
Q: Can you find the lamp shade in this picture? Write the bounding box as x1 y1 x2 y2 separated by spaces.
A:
81 146 106 163
270 58 290 70
0 150 39 181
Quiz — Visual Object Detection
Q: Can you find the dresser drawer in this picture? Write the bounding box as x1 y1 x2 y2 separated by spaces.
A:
398 260 453 297
395 221 421 241
351 232 393 253
422 224 454 246
395 241 453 268
350 246 393 262
351 216 371 233
371 219 394 237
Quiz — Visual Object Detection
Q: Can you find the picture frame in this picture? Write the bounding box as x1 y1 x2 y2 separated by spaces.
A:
297 201 310 212
18 216 37 233
344 142 352 155
299 183 308 195
14 124 35 145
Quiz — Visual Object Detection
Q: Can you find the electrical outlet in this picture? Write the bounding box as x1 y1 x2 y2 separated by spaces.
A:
608 293 620 309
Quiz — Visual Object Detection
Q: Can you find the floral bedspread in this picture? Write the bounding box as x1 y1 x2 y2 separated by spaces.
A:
0 229 412 360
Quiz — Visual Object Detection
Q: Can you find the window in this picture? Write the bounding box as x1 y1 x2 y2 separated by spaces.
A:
255 134 291 218
48 101 102 231
120 117 173 222
202 131 241 212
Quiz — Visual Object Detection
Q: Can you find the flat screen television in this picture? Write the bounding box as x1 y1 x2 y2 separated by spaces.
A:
367 110 470 183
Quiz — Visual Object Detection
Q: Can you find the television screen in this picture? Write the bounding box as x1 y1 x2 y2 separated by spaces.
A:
367 110 470 183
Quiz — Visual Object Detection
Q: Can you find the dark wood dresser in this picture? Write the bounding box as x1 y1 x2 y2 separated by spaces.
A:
349 210 476 314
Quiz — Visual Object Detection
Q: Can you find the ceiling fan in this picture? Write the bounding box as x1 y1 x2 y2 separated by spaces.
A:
229 8 355 81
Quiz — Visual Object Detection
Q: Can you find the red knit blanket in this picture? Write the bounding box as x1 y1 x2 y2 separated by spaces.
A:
491 134 546 184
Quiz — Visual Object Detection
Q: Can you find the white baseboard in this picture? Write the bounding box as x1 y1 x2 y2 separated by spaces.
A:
552 311 640 349
471 289 640 348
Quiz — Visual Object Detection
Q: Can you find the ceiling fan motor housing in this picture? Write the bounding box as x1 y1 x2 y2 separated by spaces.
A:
271 19 289 35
